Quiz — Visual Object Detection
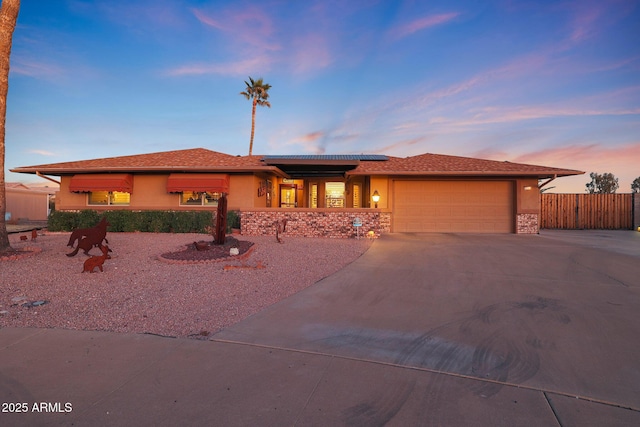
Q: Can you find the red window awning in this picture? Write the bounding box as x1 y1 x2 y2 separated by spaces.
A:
166 174 230 193
69 174 134 193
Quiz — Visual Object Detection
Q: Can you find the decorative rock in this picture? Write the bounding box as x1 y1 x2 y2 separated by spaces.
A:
230 247 239 256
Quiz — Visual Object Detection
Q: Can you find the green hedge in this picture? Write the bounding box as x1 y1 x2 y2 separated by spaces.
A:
47 210 235 233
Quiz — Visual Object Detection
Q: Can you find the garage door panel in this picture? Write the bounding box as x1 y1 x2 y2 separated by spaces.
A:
393 180 514 233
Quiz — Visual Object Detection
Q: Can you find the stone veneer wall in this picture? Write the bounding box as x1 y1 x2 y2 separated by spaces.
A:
516 213 539 234
240 209 391 238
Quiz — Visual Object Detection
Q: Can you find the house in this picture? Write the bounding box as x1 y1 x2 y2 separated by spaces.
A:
5 183 58 222
10 148 583 236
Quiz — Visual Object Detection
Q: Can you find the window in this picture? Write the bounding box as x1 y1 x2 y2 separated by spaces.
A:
88 191 130 206
179 191 220 206
353 184 361 208
310 184 318 208
325 182 345 208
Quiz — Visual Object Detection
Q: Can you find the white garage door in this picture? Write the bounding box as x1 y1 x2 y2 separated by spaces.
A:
393 180 514 233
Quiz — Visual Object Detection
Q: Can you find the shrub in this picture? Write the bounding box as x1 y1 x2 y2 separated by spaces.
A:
104 210 139 232
77 209 101 228
227 210 240 232
48 210 215 233
48 210 80 231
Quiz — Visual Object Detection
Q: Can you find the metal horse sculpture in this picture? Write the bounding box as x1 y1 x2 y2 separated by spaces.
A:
67 217 110 257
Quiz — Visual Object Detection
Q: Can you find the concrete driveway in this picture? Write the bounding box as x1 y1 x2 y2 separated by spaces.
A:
1 231 639 426
215 231 640 425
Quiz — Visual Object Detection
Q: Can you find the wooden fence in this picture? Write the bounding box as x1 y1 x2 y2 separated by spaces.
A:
540 193 634 230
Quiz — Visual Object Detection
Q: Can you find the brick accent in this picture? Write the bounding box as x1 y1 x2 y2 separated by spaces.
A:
516 213 539 234
240 209 391 238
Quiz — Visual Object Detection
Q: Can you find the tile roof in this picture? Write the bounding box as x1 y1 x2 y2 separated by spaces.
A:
11 148 274 174
350 153 583 177
11 147 584 178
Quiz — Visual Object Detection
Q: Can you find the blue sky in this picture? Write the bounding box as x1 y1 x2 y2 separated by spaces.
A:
5 0 640 192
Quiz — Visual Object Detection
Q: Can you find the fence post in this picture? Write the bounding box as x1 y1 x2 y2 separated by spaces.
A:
575 194 580 229
634 192 639 230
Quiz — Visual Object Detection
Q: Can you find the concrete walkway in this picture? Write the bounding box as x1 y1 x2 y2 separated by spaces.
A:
1 231 639 426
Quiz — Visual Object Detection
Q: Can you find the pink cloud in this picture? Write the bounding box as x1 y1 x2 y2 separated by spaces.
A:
10 58 64 79
388 12 460 40
191 7 280 52
282 131 326 154
165 56 273 77
510 142 640 193
563 0 635 47
372 137 426 155
295 131 324 144
568 4 602 43
290 33 334 75
514 142 639 162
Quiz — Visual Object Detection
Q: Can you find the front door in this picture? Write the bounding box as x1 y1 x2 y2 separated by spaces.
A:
280 184 297 208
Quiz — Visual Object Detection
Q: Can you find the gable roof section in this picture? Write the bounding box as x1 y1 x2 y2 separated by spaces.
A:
11 148 284 176
349 153 583 178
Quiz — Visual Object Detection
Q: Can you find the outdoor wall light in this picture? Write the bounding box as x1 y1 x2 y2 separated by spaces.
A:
524 186 532 191
372 190 380 208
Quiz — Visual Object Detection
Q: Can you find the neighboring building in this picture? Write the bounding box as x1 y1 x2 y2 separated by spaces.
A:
11 148 583 236
5 183 58 221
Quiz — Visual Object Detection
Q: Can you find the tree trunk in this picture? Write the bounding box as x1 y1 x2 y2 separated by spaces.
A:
0 0 21 252
249 98 257 156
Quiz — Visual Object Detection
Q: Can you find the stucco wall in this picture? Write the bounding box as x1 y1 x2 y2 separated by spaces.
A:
56 174 261 211
515 178 541 234
6 189 50 221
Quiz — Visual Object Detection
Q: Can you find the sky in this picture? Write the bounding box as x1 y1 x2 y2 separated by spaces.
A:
5 0 640 193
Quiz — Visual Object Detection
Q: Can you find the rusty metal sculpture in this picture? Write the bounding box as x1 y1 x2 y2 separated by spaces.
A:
214 194 228 245
81 244 112 273
275 218 287 243
67 217 110 257
67 217 110 247
194 241 210 251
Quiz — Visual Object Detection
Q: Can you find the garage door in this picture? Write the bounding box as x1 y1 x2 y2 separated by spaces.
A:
393 181 514 233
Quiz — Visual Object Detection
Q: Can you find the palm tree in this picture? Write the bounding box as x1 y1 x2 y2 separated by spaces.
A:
0 0 20 252
240 77 271 156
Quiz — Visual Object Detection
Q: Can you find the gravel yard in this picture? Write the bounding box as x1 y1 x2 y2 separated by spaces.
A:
0 231 372 338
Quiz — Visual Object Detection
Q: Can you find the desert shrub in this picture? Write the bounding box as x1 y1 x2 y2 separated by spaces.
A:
170 211 213 233
138 211 173 233
77 209 101 228
103 210 139 232
227 210 240 232
47 210 215 233
48 210 79 231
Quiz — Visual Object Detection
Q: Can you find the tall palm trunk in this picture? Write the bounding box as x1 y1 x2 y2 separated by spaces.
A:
249 98 257 156
240 77 271 157
0 0 20 252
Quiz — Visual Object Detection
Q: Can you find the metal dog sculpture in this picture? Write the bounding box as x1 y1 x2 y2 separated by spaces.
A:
67 217 110 257
82 245 111 273
67 217 110 248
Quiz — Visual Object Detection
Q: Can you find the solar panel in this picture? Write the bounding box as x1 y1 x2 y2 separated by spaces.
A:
262 154 388 161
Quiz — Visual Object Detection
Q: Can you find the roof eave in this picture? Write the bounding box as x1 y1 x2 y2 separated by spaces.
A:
347 170 585 178
11 165 289 178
